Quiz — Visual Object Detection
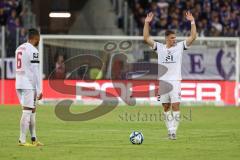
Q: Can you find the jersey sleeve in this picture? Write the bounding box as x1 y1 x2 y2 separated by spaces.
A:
29 50 41 95
181 40 190 50
152 42 163 53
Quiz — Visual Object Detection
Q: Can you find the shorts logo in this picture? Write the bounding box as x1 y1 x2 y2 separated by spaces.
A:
178 92 181 98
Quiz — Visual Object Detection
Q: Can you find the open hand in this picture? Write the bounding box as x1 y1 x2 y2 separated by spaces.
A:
186 11 194 22
145 12 154 23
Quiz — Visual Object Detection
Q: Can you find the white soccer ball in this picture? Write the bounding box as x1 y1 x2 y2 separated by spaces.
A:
129 131 144 144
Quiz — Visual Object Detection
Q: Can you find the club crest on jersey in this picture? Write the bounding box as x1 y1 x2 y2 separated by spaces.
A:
33 53 39 59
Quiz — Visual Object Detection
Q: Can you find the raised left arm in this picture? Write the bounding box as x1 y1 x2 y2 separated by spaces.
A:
185 11 197 46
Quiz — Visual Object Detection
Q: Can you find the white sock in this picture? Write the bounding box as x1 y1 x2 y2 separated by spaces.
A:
30 112 37 140
172 111 180 134
19 110 32 143
163 111 173 134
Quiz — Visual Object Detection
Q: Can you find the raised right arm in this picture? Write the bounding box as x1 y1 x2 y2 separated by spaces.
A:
143 12 156 48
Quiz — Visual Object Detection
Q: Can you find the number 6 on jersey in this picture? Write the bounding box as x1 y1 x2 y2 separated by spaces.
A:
16 52 22 70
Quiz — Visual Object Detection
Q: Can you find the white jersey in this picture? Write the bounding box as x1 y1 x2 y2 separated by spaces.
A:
15 42 41 95
153 40 189 80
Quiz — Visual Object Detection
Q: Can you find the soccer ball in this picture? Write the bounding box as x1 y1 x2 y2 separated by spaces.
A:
129 131 144 144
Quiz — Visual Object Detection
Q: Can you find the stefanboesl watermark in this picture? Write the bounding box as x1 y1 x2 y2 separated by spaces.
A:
118 109 192 122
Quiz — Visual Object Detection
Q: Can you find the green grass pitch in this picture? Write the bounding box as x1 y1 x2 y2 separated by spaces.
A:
0 105 240 160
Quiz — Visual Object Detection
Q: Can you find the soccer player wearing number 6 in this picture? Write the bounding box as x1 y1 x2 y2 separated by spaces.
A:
15 28 43 146
143 12 197 140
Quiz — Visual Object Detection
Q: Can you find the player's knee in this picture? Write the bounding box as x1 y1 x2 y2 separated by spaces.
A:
172 102 180 111
162 103 171 112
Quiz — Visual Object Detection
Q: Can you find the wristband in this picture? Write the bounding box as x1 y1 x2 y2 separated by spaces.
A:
191 21 195 25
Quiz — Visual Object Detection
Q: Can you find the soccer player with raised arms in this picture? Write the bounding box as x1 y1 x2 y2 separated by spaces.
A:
15 28 43 146
143 11 197 140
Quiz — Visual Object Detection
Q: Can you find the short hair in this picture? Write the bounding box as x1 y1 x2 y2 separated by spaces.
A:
27 28 40 39
165 30 175 37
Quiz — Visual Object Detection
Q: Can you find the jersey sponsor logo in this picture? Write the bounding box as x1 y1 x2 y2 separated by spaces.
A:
30 60 40 63
165 54 174 62
162 50 176 63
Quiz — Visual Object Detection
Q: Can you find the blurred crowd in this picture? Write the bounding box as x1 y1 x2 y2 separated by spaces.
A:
128 0 239 36
0 0 30 57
